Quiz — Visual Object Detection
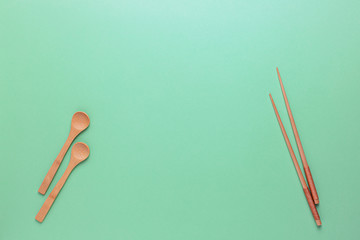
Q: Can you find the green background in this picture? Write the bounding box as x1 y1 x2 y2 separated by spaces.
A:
1 0 360 239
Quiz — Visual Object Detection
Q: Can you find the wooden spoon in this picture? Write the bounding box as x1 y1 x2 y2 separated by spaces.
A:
35 142 90 223
38 112 90 195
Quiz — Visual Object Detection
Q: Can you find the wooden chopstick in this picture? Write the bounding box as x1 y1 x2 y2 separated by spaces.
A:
276 68 319 204
269 94 321 226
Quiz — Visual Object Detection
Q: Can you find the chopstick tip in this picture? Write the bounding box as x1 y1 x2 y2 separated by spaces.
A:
316 220 322 226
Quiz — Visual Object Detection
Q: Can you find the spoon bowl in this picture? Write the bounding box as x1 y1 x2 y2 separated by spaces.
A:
71 112 90 131
71 142 90 165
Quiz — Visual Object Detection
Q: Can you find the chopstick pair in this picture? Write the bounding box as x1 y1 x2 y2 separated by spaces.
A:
36 112 90 223
270 68 321 226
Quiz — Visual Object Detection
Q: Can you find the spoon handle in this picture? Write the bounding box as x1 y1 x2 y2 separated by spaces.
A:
38 130 78 195
35 164 74 222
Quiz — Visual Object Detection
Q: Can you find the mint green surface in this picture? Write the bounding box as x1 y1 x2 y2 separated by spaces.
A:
1 1 360 239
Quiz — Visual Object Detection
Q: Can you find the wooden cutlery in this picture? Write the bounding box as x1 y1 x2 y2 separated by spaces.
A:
270 68 321 226
33 74 322 225
36 112 90 223
36 142 90 223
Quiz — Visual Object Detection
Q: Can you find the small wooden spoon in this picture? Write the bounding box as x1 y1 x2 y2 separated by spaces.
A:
35 142 90 223
38 112 90 195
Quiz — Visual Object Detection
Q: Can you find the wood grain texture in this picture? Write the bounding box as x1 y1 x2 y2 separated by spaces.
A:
38 112 90 195
36 142 90 223
276 68 319 204
270 94 321 226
